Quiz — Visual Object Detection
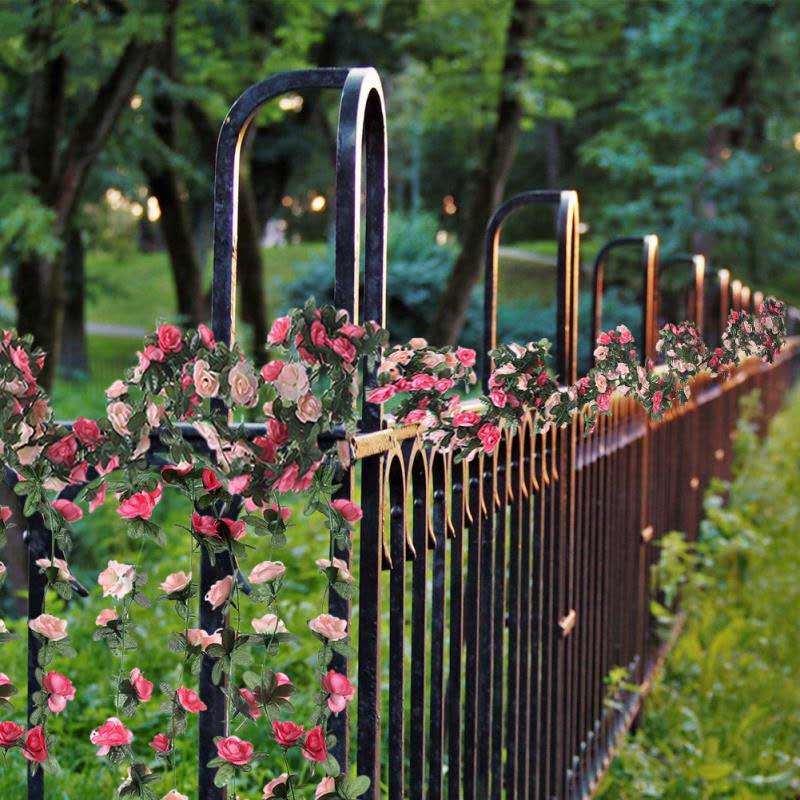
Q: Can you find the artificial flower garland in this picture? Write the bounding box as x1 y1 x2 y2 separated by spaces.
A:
0 295 786 798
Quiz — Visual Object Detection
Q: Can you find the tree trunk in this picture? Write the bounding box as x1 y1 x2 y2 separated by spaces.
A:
427 0 538 346
59 227 89 378
144 0 204 327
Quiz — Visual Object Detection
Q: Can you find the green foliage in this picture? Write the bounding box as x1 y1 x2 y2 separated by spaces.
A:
599 388 800 798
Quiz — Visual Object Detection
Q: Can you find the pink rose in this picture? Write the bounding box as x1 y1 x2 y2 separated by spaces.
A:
330 498 362 523
477 422 501 454
0 721 24 748
193 359 220 399
107 400 133 436
310 320 330 348
97 560 136 599
331 337 356 363
309 613 347 641
618 325 633 344
0 673 10 686
130 668 153 702
228 360 259 407
296 392 322 423
149 733 171 753
201 468 222 491
160 571 191 595
198 323 216 348
410 372 437 391
597 391 613 413
455 347 476 367
272 720 304 748
302 725 328 762
96 608 118 627
162 792 188 800
275 462 300 494
315 777 336 798
267 316 291 345
366 384 396 404
46 434 77 466
90 716 133 756
321 669 355 714
204 575 232 610
252 614 288 635
452 411 481 427
29 613 68 641
216 735 254 766
22 725 47 762
157 324 183 353
249 561 286 584
192 512 220 537
220 517 246 541
42 671 76 713
490 389 507 408
274 362 309 403
117 489 158 521
239 687 261 719
0 506 10 524
177 686 207 713
651 390 664 415
260 360 284 382
53 498 83 522
263 773 289 798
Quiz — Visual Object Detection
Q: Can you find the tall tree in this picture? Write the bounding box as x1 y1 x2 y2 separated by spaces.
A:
427 0 538 345
10 3 155 387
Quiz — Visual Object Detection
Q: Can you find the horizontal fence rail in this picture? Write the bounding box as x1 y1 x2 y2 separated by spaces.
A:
6 67 800 800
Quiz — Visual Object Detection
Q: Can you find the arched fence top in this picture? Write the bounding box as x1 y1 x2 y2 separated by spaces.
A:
483 189 580 389
660 253 705 338
589 234 658 366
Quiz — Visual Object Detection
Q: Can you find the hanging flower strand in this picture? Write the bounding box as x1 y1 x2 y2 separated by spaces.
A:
0 295 786 796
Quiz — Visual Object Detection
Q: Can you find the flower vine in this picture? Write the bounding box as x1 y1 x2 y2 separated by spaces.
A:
0 295 786 798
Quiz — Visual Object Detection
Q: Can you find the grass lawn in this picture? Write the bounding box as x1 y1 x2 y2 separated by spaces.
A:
600 387 800 798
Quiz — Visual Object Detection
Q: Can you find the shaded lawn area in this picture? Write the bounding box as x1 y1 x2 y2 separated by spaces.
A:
600 387 800 798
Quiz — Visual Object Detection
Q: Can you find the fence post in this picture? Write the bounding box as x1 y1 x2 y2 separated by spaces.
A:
209 67 353 800
483 189 580 798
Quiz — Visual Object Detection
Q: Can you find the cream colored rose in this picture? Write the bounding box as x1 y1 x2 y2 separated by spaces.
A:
35 557 72 582
308 613 348 641
315 557 354 584
228 360 259 407
186 628 222 651
95 608 118 627
252 613 288 635
408 337 428 350
274 362 309 403
107 401 133 436
193 359 220 399
248 561 286 584
98 560 136 599
295 392 322 424
106 380 128 399
160 571 191 594
204 575 233 610
29 613 68 641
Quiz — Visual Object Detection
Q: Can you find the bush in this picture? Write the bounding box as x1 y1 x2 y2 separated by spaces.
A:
599 387 800 798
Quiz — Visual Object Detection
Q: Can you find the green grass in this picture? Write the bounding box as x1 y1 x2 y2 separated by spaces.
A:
599 387 800 799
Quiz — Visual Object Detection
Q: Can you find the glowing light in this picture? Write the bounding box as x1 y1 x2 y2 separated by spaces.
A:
720 147 732 160
694 255 705 280
578 222 590 235
753 290 764 309
104 188 123 210
279 94 303 112
130 202 143 219
130 94 142 110
793 132 800 151
442 195 457 215
718 268 730 283
146 196 161 222
436 230 448 245
741 286 751 307
309 194 326 213
281 195 293 208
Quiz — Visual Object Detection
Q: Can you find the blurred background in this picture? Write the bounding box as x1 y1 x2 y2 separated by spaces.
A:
2 0 800 418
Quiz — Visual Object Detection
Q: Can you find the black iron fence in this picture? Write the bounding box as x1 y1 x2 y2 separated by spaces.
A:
8 67 800 800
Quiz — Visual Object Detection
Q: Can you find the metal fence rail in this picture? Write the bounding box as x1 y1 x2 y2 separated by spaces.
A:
8 67 800 800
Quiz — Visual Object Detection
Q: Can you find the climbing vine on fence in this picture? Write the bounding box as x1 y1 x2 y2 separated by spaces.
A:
0 296 786 799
